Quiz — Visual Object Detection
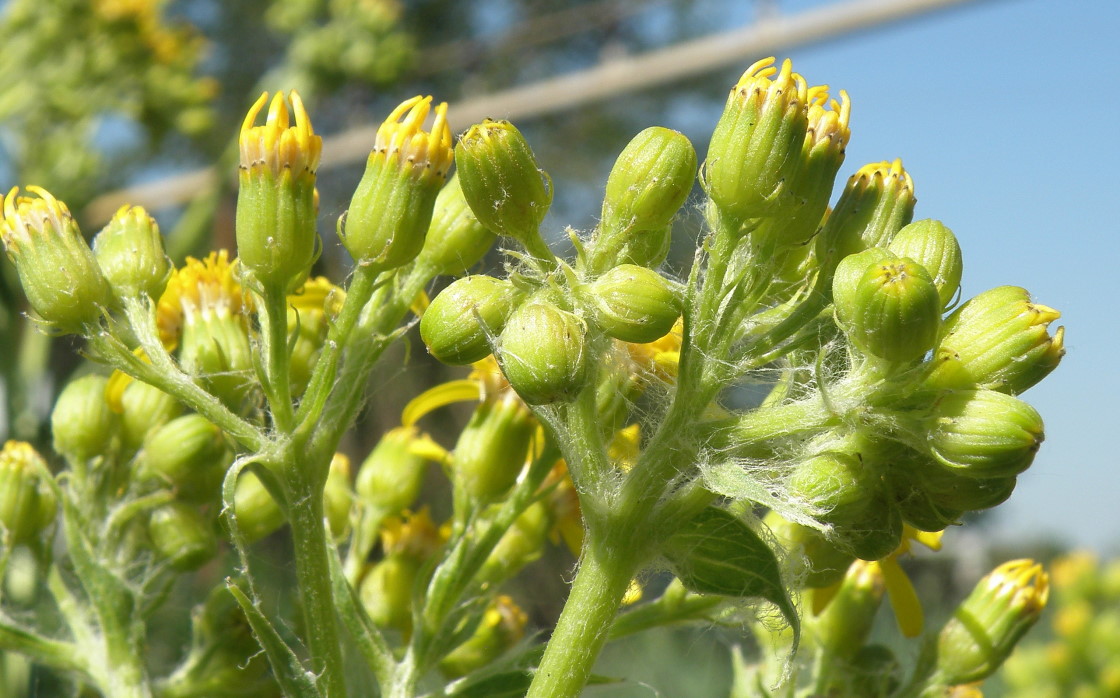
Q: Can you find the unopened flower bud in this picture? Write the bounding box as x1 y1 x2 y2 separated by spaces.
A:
236 91 321 293
887 219 962 309
117 380 183 453
499 302 588 405
420 275 525 365
936 559 1049 684
356 426 430 515
831 247 892 323
585 264 681 343
481 501 550 584
324 453 353 540
590 127 697 272
455 393 535 502
815 160 916 273
342 96 452 268
362 509 445 633
455 119 553 252
148 501 217 571
138 414 230 500
287 276 342 396
925 389 1044 479
812 560 885 658
413 173 497 277
93 205 171 301
788 451 881 527
836 256 941 362
704 58 809 224
0 187 110 330
51 374 118 463
440 595 528 678
764 510 854 588
0 441 57 544
927 286 1064 395
232 470 285 543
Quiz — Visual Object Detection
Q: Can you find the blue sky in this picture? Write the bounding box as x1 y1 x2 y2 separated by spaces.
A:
763 0 1120 551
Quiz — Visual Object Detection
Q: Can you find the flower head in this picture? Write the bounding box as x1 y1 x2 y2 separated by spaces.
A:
239 91 322 177
373 96 453 184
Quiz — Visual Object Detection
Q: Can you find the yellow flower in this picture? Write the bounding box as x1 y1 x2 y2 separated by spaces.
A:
239 91 321 178
374 96 453 183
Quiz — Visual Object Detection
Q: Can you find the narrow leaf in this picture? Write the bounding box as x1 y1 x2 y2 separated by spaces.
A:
227 582 320 698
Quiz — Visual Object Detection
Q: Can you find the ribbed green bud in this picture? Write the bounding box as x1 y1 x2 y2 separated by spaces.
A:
341 96 453 268
812 560 885 659
927 286 1064 395
440 595 527 679
481 501 550 584
0 442 57 544
814 160 916 273
148 502 217 571
455 393 535 502
139 414 230 500
585 264 681 343
887 219 962 309
763 510 854 588
360 554 420 633
0 187 111 330
413 173 497 277
788 451 880 527
236 91 321 293
836 256 941 362
93 205 171 301
232 470 284 543
324 454 353 540
499 302 588 405
455 119 553 251
356 426 429 514
118 381 183 453
51 374 118 463
420 275 525 365
830 247 891 322
922 467 1017 513
704 58 809 224
590 127 697 272
924 389 1044 479
885 454 964 531
936 559 1049 684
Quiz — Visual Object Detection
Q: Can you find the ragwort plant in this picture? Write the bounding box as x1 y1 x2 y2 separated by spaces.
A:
0 57 1062 697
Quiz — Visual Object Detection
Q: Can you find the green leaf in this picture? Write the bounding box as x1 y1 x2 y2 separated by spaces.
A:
662 506 799 646
227 582 320 698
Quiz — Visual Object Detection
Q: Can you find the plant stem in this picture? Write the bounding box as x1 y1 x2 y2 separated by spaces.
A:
286 467 347 698
260 285 295 431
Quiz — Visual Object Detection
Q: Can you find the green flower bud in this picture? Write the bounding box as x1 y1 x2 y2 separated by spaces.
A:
413 173 497 277
480 501 550 584
455 393 535 502
232 470 284 543
925 389 1044 479
440 595 528 678
117 380 183 453
590 127 697 272
420 275 525 365
836 256 941 363
927 286 1064 395
360 553 420 633
763 510 854 588
812 560 885 659
499 302 588 405
887 219 962 309
455 119 553 247
788 451 881 527
0 441 57 544
138 414 230 500
704 58 809 224
889 470 963 532
148 502 217 571
287 277 340 397
848 501 903 562
324 453 353 540
341 96 453 268
51 374 118 463
814 160 916 273
93 205 171 301
0 186 111 330
356 426 430 515
235 91 321 293
936 559 1049 684
830 247 892 323
585 264 681 343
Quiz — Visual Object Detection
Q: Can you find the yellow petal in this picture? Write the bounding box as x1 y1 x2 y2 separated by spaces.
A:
401 379 480 426
811 578 844 616
881 556 923 638
411 288 430 318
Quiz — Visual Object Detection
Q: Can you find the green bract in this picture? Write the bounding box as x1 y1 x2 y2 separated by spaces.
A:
413 173 497 277
925 389 1044 478
585 264 681 343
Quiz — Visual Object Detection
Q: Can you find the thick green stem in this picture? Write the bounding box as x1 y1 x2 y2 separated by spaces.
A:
286 470 347 698
526 537 638 698
260 285 295 431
